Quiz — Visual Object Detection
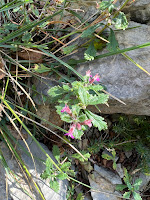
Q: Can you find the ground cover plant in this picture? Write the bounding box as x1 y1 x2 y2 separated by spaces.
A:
0 0 150 199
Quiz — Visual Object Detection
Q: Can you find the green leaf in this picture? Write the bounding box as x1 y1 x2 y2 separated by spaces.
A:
73 129 84 140
61 162 71 171
88 84 103 91
45 158 53 175
102 154 113 160
22 32 31 42
61 114 73 123
81 23 103 38
84 53 94 61
123 191 131 199
99 0 114 10
113 12 128 30
134 179 142 191
33 64 51 73
115 184 127 191
78 114 87 122
87 93 109 105
0 10 62 44
72 151 90 162
107 29 119 52
48 86 65 97
40 171 49 179
63 84 70 91
50 180 59 193
76 192 84 200
78 87 87 105
133 192 142 200
62 45 76 55
56 172 68 180
4 23 19 30
52 145 60 162
84 42 97 60
113 162 117 170
71 104 81 117
85 110 107 131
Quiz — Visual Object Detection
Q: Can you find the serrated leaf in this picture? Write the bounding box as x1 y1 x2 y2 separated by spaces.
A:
52 145 60 162
134 179 142 191
45 158 53 174
61 162 71 171
85 42 97 59
87 93 109 105
73 128 84 140
56 172 68 180
33 64 51 73
123 191 131 198
61 114 73 123
71 104 81 116
72 151 90 162
85 110 107 131
88 84 103 91
40 171 49 179
115 184 127 191
113 12 128 30
107 29 119 52
50 180 59 193
133 192 142 200
99 0 114 10
62 45 76 55
78 87 87 105
81 23 103 38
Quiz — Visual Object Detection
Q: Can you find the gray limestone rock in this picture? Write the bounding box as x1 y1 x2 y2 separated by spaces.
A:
0 137 68 200
88 168 122 200
94 165 122 185
76 22 150 115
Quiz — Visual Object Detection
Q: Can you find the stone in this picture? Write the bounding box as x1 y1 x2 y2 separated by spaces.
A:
119 0 150 24
133 172 150 192
32 77 63 131
94 165 122 185
116 164 124 178
0 136 68 200
88 171 122 200
76 21 150 116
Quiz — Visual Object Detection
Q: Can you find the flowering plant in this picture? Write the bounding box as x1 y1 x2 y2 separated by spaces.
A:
48 70 109 139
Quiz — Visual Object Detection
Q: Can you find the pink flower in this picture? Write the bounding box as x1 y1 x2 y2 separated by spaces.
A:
86 70 92 77
61 104 72 114
82 119 92 127
89 74 100 84
76 123 81 130
64 124 76 139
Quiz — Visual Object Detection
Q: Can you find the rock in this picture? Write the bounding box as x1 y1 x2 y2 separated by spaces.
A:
88 171 122 200
76 21 150 116
119 0 150 24
0 136 68 200
133 172 150 192
36 104 63 131
94 165 122 185
32 77 63 131
116 164 124 178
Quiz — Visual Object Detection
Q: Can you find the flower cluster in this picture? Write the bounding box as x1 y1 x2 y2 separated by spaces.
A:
61 104 92 139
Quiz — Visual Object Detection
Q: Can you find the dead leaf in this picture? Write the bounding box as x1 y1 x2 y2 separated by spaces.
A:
18 48 43 63
0 55 6 79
